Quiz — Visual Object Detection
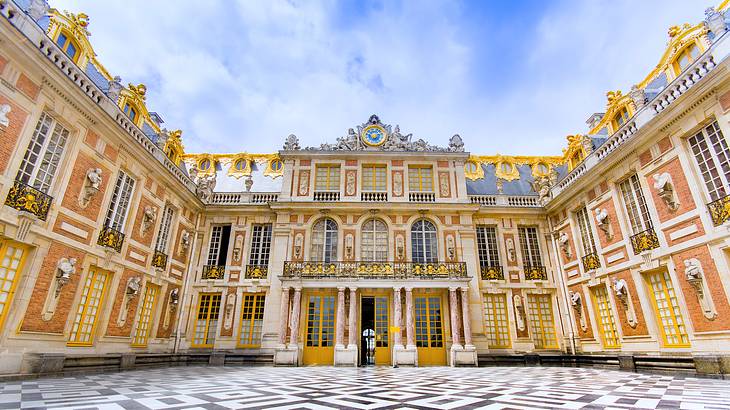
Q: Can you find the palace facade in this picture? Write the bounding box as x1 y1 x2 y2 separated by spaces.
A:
2 0 730 375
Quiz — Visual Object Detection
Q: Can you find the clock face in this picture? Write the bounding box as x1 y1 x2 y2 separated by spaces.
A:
362 125 387 146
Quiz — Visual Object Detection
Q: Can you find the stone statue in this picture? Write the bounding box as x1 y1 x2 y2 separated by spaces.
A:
126 276 142 296
244 175 253 192
595 208 612 238
629 85 647 110
613 278 628 300
107 76 123 103
653 173 679 211
141 206 157 235
80 168 103 208
683 258 717 320
55 257 77 297
705 7 728 36
195 174 217 202
570 291 581 308
558 232 572 259
180 230 191 255
27 0 50 21
532 176 552 206
0 104 10 127
684 259 702 281
283 134 300 150
448 134 465 152
170 288 179 306
86 168 102 190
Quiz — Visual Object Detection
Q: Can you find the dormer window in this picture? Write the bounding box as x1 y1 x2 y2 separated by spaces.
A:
123 102 138 123
612 107 630 130
570 151 584 170
673 43 700 75
56 32 79 62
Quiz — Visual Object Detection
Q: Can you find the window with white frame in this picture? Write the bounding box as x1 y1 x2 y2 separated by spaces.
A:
687 121 730 201
103 171 135 232
411 219 438 263
15 112 70 193
518 226 542 267
207 225 231 266
619 175 652 235
248 224 272 266
361 218 388 261
311 218 338 262
476 225 500 267
575 207 597 256
154 205 174 253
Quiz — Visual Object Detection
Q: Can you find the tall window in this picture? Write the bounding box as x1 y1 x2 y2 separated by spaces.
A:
644 271 690 347
154 206 174 254
249 224 272 266
411 219 438 263
362 164 386 191
104 171 135 232
575 207 597 256
16 112 69 193
68 268 110 346
591 285 620 349
408 166 433 192
207 225 232 266
315 165 340 191
0 241 28 332
619 175 652 234
483 293 511 348
192 293 221 347
688 121 730 201
518 226 542 267
131 284 159 347
56 32 79 62
361 219 388 261
311 218 338 262
476 225 500 267
526 294 558 349
238 293 266 347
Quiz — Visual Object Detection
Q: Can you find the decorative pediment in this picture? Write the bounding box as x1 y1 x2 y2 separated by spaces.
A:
46 9 112 79
465 154 564 181
588 90 636 135
638 22 709 87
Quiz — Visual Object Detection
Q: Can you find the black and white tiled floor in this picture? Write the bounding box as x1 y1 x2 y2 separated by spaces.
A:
2 365 730 409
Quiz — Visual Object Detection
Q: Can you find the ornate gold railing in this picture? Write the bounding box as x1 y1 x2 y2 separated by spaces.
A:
581 252 601 271
630 228 660 254
97 226 125 253
245 264 268 279
202 265 225 280
480 264 504 280
708 194 730 226
283 261 467 279
4 179 53 221
151 250 168 270
524 265 547 280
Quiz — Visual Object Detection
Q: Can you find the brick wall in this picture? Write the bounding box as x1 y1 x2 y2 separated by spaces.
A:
646 157 697 223
16 73 40 101
60 152 111 221
105 268 143 337
0 95 29 174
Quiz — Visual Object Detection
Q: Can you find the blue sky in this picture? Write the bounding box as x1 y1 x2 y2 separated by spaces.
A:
50 0 706 155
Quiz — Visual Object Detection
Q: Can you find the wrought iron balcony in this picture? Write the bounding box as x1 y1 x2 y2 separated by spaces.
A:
630 228 660 255
245 264 268 279
581 252 601 271
4 179 53 221
708 194 730 226
151 250 168 270
524 265 547 280
202 265 225 280
480 264 504 280
97 226 125 253
283 261 467 279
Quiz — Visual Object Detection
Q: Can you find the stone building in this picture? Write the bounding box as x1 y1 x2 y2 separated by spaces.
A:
1 0 730 375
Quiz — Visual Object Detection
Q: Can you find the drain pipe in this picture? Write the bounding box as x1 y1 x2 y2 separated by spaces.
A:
174 211 202 354
547 217 576 356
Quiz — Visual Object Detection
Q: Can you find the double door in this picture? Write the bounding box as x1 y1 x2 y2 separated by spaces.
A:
415 295 446 365
302 294 336 365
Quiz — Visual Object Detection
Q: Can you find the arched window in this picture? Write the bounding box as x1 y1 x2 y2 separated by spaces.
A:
56 31 80 62
411 219 438 263
361 219 388 261
311 218 338 262
673 43 699 74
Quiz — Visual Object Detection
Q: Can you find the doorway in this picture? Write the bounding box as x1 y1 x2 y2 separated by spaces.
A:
360 296 390 366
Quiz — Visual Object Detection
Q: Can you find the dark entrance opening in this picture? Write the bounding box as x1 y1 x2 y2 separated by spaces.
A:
360 297 375 366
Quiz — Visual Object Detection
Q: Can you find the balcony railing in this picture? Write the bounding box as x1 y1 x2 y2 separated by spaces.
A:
245 264 268 279
97 226 125 253
152 250 168 270
708 194 730 226
581 252 601 271
361 191 388 202
313 191 340 201
470 195 497 206
283 261 467 279
409 192 435 203
480 264 504 280
4 179 53 221
202 265 225 280
524 265 547 280
630 228 660 255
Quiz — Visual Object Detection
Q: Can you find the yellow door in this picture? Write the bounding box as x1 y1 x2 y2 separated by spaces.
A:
415 295 446 365
373 296 390 365
302 294 336 365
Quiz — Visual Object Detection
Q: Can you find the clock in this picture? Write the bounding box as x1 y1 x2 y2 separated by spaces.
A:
361 125 387 147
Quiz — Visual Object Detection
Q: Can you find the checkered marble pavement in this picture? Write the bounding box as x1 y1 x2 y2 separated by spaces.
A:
2 365 730 410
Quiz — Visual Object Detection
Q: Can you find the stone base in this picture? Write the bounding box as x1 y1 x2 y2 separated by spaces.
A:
274 345 299 366
393 345 417 366
334 345 358 366
20 353 65 375
450 345 478 367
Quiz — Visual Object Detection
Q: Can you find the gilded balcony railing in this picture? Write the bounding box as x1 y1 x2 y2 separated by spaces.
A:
4 179 53 221
480 264 504 280
245 264 268 279
524 265 547 280
282 261 467 279
708 194 730 226
97 226 125 253
630 228 660 255
202 265 225 280
581 252 601 271
151 250 168 270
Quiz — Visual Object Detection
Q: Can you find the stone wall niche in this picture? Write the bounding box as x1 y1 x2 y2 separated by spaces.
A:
613 278 638 328
41 258 77 321
684 259 718 320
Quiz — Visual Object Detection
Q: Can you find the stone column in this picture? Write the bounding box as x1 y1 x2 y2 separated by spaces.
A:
336 287 346 348
405 287 415 348
449 287 462 348
460 287 473 347
278 287 290 346
348 287 357 348
289 287 302 346
393 287 403 348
